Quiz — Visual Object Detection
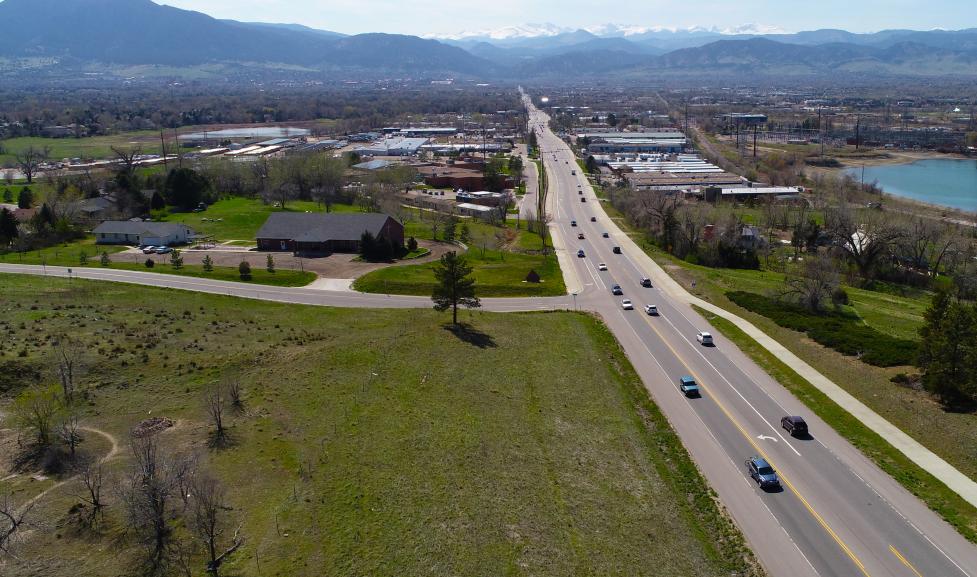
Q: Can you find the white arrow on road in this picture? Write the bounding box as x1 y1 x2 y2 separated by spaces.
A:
757 435 779 442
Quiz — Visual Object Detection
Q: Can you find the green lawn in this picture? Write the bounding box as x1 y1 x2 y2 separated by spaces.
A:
0 275 762 577
160 197 362 241
0 238 127 266
0 132 164 165
355 249 565 297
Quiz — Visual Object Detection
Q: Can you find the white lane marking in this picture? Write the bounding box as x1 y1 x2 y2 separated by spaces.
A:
758 435 779 443
657 311 802 457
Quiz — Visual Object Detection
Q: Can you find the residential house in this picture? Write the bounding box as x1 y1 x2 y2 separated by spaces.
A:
93 221 195 246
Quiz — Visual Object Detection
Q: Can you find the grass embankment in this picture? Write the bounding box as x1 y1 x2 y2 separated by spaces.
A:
0 132 165 165
694 306 977 543
0 275 762 577
0 238 315 287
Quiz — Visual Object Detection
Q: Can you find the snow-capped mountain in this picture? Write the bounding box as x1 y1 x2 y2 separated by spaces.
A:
432 22 786 42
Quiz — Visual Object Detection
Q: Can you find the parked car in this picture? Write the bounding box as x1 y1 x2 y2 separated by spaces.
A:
577 233 585 239
678 375 700 397
644 304 658 315
598 263 608 271
621 299 634 310
602 232 609 238
640 277 652 287
611 284 623 295
142 246 157 254
154 246 173 254
696 331 713 346
571 220 577 227
577 249 585 258
612 246 622 254
745 456 780 489
781 416 809 437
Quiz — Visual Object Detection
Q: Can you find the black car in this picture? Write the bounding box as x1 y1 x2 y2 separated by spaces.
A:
571 220 577 227
611 284 623 295
580 197 587 203
640 277 652 287
781 416 808 437
590 216 597 222
602 232 609 238
612 246 622 254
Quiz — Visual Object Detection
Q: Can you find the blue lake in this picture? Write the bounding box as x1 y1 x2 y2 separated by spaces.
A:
848 158 977 213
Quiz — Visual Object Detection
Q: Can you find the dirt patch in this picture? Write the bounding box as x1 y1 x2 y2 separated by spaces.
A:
131 416 174 438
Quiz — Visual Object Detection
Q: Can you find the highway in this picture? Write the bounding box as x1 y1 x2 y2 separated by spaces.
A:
523 92 977 577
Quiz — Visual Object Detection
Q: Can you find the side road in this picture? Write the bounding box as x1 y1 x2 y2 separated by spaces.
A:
598 178 977 510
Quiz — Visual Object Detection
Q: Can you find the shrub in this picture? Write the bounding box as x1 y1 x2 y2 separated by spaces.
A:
99 251 110 267
726 291 917 367
831 287 850 306
170 250 183 269
145 258 155 269
407 236 418 252
266 254 275 273
239 260 252 280
202 255 213 272
79 251 88 265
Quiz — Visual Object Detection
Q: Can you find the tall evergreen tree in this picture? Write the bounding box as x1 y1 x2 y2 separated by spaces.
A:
431 251 481 325
0 207 18 244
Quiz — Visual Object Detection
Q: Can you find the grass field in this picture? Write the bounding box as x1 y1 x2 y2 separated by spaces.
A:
0 132 165 165
0 275 762 577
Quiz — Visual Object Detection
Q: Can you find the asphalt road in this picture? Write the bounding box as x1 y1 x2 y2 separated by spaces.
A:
523 93 977 577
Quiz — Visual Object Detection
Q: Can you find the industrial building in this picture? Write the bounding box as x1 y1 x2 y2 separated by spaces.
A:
353 137 428 157
625 172 746 192
703 186 804 203
582 131 688 154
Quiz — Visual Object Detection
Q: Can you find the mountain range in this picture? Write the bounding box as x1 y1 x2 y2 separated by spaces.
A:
2 0 977 79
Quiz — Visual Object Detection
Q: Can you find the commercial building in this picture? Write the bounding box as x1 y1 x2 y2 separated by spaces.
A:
703 186 804 203
625 172 746 192
455 202 497 219
582 131 688 154
353 137 428 157
255 212 404 254
718 113 769 127
456 190 507 207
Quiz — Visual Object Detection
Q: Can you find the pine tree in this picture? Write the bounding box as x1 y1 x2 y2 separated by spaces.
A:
431 251 481 325
202 255 213 272
266 254 275 273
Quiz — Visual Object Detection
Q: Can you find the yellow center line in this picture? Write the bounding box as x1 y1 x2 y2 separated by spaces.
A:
890 545 925 577
634 309 873 577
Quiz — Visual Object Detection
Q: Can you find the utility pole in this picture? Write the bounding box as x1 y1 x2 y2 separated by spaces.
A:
854 114 861 151
173 128 183 168
819 106 825 159
753 125 758 162
684 101 690 136
160 129 168 170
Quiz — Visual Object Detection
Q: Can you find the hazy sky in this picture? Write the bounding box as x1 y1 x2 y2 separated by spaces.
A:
160 0 976 36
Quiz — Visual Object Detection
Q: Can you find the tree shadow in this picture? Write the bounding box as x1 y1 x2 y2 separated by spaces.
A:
207 429 238 450
444 323 497 349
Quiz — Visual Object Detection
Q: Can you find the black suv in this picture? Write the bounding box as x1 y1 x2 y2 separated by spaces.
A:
611 284 623 295
781 416 808 437
640 277 652 287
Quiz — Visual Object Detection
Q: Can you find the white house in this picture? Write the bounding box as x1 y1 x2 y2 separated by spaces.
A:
92 221 195 246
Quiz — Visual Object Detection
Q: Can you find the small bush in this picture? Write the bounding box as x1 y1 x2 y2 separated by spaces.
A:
239 260 252 280
727 291 917 367
99 252 110 267
144 258 155 269
407 237 418 252
78 251 88 265
202 254 213 272
831 287 850 306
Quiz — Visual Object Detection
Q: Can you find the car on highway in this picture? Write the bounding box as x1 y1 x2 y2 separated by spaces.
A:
678 375 700 397
142 246 157 254
590 216 597 222
571 170 576 175
696 331 714 346
781 416 809 437
612 246 622 254
621 299 633 310
644 304 658 315
580 197 587 203
577 233 585 239
640 277 652 287
577 249 585 258
611 284 623 295
571 220 577 227
154 246 173 254
745 456 781 489
597 263 608 271
602 232 609 238
578 190 583 195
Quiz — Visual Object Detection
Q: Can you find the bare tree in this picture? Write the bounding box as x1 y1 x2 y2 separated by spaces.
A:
58 412 83 458
54 335 84 403
14 145 50 184
79 461 105 527
226 379 244 413
118 435 194 575
0 492 34 556
111 146 142 180
824 206 904 280
781 252 841 312
190 475 243 576
205 383 228 446
11 384 62 449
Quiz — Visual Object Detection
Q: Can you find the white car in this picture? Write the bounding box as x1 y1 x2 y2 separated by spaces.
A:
141 246 157 254
621 299 634 310
644 304 658 315
597 263 607 271
697 331 714 346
